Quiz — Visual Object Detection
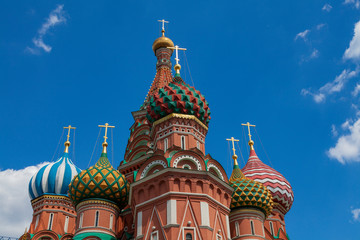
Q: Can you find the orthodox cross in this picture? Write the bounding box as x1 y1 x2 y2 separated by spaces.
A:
241 122 256 142
158 19 169 34
167 45 187 65
63 125 76 142
63 125 76 153
98 123 115 144
226 137 239 157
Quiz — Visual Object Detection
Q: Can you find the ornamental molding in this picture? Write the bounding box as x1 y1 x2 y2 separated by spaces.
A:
152 113 208 132
173 155 202 170
207 163 224 180
140 160 168 179
76 199 119 211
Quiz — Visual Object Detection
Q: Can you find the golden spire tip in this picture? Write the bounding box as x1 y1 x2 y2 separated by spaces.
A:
98 123 115 154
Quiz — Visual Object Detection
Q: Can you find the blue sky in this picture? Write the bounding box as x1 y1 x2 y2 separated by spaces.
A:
1 0 360 238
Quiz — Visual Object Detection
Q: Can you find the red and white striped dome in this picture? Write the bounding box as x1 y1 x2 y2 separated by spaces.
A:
242 149 294 215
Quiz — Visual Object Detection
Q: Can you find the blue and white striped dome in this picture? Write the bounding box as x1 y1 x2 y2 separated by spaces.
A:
28 152 81 200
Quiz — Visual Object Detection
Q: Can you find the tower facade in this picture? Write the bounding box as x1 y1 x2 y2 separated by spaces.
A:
19 25 294 240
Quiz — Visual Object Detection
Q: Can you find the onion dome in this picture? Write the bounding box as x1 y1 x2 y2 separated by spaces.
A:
69 136 130 208
146 78 211 125
28 140 81 200
229 154 273 217
152 29 174 54
242 143 294 215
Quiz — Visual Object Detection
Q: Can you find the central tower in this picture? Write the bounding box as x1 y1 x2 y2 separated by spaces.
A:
118 22 232 240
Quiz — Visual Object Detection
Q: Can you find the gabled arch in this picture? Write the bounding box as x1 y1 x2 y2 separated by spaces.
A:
136 155 168 180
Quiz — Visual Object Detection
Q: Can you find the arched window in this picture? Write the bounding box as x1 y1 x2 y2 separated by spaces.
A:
270 221 274 236
64 216 69 233
164 138 168 152
186 233 192 240
95 211 99 227
79 213 84 228
181 136 186 150
47 213 54 230
250 220 255 235
109 214 113 230
235 221 240 236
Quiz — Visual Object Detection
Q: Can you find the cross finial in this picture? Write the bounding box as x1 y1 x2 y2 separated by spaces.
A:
63 125 76 153
226 137 240 165
167 45 187 75
241 122 256 150
98 123 115 153
158 19 169 36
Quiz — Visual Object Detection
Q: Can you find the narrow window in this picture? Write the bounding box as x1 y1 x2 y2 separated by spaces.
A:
151 231 158 240
137 211 142 236
48 213 54 230
110 214 114 230
79 213 84 228
250 220 255 235
235 221 240 236
196 141 200 150
164 138 168 152
186 233 192 240
64 216 69 233
95 211 99 227
181 136 186 150
270 221 274 236
35 215 39 230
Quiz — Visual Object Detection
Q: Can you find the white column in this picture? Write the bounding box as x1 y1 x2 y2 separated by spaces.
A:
200 202 210 227
137 211 142 236
225 215 231 240
64 216 69 233
167 199 177 225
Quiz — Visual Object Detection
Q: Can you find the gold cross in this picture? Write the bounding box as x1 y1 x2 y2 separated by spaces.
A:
64 125 76 142
167 45 187 65
63 125 76 153
158 19 169 35
241 122 256 142
98 123 115 144
226 137 239 157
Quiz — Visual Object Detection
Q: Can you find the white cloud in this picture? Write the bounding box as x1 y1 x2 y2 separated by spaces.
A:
344 21 360 61
0 163 48 237
352 83 360 96
352 208 360 221
331 124 338 137
344 0 360 9
310 49 319 59
26 5 67 54
316 23 326 30
301 69 359 103
328 118 360 164
322 4 333 12
295 29 310 41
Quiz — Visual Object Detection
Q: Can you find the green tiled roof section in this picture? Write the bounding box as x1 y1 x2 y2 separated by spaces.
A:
73 232 117 240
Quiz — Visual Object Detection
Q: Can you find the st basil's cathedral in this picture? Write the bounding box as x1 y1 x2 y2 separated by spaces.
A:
19 22 294 240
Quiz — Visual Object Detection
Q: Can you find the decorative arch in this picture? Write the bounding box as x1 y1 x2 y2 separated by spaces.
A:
137 157 168 180
172 154 202 170
207 163 224 180
32 230 59 240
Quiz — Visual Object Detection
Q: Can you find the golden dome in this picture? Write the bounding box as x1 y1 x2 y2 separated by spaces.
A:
152 32 174 54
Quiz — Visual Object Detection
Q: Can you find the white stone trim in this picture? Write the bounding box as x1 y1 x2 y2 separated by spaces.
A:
140 160 168 179
173 155 202 170
208 163 224 180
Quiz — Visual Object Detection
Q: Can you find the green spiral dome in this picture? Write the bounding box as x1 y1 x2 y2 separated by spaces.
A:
69 153 130 208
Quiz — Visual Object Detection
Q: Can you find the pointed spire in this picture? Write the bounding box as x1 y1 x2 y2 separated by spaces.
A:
63 125 76 153
98 123 115 154
241 122 256 150
226 137 245 183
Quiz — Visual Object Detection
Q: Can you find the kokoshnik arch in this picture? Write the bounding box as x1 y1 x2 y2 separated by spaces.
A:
19 21 294 240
